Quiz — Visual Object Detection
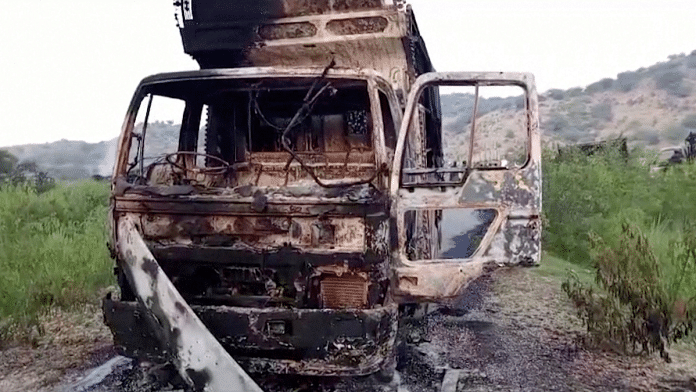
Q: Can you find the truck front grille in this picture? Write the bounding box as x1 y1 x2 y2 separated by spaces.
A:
320 275 368 309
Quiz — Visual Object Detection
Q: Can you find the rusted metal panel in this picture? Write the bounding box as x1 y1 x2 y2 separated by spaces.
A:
106 65 540 382
115 215 263 392
390 72 542 302
103 299 398 376
176 2 423 92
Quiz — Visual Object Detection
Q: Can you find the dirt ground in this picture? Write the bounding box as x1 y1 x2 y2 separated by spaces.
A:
1 262 695 392
395 266 696 392
0 304 114 392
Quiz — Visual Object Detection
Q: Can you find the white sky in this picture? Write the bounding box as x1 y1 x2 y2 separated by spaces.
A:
0 0 694 147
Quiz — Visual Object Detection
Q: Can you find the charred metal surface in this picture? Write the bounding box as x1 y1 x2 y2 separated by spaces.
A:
103 296 167 362
107 63 539 382
390 72 542 301
175 1 433 95
104 299 397 376
326 16 389 35
114 216 263 392
258 22 318 40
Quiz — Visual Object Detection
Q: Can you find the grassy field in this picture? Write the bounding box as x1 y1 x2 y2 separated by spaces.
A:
544 149 696 354
543 149 696 294
0 181 112 342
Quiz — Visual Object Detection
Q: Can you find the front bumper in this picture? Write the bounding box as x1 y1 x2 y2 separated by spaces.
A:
103 298 397 376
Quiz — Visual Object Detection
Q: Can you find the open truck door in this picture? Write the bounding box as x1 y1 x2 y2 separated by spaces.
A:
390 72 541 302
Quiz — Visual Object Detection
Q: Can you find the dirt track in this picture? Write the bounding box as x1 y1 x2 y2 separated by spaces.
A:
2 263 695 392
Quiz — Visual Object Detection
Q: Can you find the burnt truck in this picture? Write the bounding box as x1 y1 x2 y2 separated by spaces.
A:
103 0 541 389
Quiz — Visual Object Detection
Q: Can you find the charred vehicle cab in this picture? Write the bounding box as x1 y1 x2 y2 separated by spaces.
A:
103 1 541 389
106 68 407 375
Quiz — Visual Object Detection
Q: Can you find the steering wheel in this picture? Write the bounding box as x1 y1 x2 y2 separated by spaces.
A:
164 151 231 175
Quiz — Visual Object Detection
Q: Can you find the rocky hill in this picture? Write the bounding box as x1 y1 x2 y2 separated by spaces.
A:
540 50 696 149
4 139 117 180
3 50 696 179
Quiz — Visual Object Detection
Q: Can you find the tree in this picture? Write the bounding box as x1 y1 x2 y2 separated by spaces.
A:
0 150 18 174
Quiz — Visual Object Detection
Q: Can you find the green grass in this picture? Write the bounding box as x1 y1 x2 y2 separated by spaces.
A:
0 181 112 340
534 253 594 285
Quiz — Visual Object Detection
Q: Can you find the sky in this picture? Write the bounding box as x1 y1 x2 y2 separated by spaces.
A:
0 0 694 147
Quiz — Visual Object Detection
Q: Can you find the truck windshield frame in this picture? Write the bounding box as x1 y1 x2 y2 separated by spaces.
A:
120 73 387 189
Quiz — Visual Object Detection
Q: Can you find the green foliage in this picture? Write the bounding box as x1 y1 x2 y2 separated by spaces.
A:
655 70 691 97
0 150 18 175
682 114 696 129
1 155 56 194
585 78 614 94
545 114 569 133
545 148 696 359
616 71 641 92
591 101 613 122
543 149 696 263
0 181 112 341
562 224 695 362
548 89 565 100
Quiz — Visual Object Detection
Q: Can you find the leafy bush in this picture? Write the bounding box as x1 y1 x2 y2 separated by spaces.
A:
566 87 583 98
0 150 18 174
548 89 565 100
1 155 56 194
544 114 569 133
655 70 691 97
687 54 696 69
682 114 696 129
563 224 695 362
591 101 613 122
543 149 696 263
616 71 641 92
585 78 614 94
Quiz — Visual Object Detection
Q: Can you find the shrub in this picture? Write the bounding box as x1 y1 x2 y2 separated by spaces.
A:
682 114 696 129
563 224 696 362
548 89 565 100
585 78 614 94
0 150 18 175
687 55 696 69
566 87 584 98
544 114 569 133
591 101 613 122
616 71 641 92
655 70 691 97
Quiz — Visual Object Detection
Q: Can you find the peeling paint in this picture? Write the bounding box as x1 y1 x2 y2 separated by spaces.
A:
390 72 542 301
105 36 539 387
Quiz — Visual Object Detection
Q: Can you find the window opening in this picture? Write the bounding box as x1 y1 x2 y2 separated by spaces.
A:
401 83 528 188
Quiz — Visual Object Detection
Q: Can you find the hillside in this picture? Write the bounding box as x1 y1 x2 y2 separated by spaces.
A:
540 50 696 148
4 140 117 180
2 50 696 179
2 121 178 180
